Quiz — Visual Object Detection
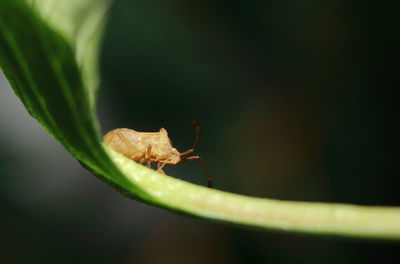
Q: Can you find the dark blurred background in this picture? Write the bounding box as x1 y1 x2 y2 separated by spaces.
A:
1 0 399 263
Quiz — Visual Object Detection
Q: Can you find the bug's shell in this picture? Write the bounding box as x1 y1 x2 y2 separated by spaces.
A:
103 128 181 164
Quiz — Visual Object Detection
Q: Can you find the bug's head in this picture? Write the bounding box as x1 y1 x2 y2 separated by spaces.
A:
168 147 181 164
159 128 181 164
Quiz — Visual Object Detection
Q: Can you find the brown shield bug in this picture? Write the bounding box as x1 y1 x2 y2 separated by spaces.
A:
103 120 212 187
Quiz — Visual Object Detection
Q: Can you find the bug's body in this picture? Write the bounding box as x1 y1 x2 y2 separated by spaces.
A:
103 128 181 164
103 121 212 187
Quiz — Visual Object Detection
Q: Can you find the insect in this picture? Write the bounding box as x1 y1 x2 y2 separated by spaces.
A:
103 120 212 188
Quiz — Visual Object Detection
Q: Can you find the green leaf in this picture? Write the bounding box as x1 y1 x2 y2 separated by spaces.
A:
1 0 400 240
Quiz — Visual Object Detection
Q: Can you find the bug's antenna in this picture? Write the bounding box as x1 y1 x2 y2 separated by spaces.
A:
179 120 213 187
192 119 201 150
180 155 212 188
180 120 201 157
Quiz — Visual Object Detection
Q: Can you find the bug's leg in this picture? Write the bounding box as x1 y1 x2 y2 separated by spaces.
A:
145 145 152 160
147 161 152 168
180 155 212 188
180 120 201 157
157 163 166 174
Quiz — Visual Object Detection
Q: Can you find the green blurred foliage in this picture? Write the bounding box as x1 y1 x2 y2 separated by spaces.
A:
1 0 399 263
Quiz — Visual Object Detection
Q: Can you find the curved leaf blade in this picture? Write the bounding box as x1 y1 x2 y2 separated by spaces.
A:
0 0 128 187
